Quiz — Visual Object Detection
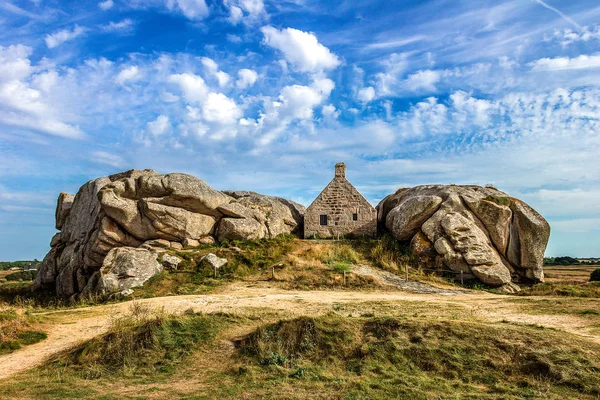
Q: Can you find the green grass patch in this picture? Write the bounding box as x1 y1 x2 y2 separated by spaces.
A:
519 282 600 298
0 307 47 354
233 314 600 399
45 305 235 379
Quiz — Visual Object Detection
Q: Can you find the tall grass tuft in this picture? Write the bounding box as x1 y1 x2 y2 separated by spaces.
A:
47 303 234 378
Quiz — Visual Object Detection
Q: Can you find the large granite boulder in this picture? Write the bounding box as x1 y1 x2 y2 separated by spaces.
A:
34 170 306 297
377 185 550 289
82 247 163 295
218 191 305 241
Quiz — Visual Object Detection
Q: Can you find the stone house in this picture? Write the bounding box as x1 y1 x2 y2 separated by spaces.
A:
304 163 377 238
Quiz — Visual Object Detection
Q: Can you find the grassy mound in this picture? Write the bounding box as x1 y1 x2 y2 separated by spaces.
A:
0 308 46 354
519 282 600 298
47 304 235 379
234 314 600 399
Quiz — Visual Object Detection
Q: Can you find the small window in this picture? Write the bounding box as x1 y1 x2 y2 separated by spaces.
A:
320 215 328 226
352 213 358 221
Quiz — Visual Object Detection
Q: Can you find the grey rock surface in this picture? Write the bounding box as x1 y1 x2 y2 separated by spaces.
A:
35 169 305 297
377 185 550 287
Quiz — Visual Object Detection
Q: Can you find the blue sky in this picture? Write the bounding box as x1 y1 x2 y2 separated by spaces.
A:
1 0 599 260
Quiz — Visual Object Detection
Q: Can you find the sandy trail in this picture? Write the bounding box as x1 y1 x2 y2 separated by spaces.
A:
1 284 598 381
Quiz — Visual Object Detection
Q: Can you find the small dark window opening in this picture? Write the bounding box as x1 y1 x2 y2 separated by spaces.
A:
320 215 328 226
352 213 358 221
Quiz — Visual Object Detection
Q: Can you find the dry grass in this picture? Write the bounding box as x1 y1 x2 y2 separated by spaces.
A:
0 307 46 354
4 309 599 400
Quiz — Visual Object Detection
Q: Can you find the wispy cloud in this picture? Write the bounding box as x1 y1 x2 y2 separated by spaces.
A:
533 0 582 30
45 25 86 48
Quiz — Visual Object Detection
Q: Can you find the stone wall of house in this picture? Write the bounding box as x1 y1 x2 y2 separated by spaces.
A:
305 163 377 238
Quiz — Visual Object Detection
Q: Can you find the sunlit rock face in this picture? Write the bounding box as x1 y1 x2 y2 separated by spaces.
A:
34 169 305 297
377 185 550 290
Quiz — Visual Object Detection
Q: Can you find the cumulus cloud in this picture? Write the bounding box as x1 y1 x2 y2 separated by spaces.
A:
45 26 86 49
529 54 600 71
201 57 230 87
98 0 114 10
165 0 209 20
236 68 258 89
261 26 341 73
168 72 209 103
115 65 141 84
202 92 242 125
0 44 33 81
147 115 171 136
405 70 441 91
224 0 265 24
357 86 375 102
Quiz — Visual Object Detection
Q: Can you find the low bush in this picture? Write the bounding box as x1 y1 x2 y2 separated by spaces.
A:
5 270 37 281
590 268 600 282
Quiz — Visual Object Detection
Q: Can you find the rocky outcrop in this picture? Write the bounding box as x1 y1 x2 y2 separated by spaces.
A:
82 247 163 296
35 170 305 297
221 191 305 240
377 185 550 289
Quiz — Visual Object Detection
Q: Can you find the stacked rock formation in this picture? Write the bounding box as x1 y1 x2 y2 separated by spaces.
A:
34 169 305 297
377 185 550 290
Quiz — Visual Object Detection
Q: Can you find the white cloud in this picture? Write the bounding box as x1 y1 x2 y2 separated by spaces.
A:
115 65 141 84
545 26 600 47
165 0 209 20
102 19 135 33
261 26 341 73
357 86 375 103
32 70 59 92
529 54 600 71
168 72 209 103
0 44 33 81
236 68 258 89
405 69 441 91
278 78 335 120
45 26 86 49
147 115 171 136
201 57 230 87
91 151 125 168
322 104 340 120
98 0 114 10
202 92 242 125
224 0 265 25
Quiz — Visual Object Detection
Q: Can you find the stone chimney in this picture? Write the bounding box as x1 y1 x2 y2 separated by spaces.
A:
334 162 346 179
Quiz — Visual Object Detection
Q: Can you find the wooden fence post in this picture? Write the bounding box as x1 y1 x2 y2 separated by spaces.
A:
343 271 347 285
272 266 275 280
214 265 217 278
405 265 409 281
460 270 464 285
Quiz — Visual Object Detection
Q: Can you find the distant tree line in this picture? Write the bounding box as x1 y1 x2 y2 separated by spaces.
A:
0 260 39 271
544 256 599 266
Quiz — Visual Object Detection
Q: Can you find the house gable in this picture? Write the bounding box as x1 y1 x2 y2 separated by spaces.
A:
304 163 377 238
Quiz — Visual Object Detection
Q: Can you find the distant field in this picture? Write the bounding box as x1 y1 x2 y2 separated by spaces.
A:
543 265 599 284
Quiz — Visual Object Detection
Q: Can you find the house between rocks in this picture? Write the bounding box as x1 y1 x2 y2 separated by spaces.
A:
304 163 377 239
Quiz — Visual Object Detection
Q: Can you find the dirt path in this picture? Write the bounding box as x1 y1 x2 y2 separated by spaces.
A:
1 284 599 381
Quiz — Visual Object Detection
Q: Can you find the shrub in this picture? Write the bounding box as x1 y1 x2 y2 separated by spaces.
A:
590 268 600 282
5 270 37 281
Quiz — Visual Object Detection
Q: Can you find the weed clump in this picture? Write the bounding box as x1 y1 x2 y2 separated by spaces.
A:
47 304 234 378
0 308 46 354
